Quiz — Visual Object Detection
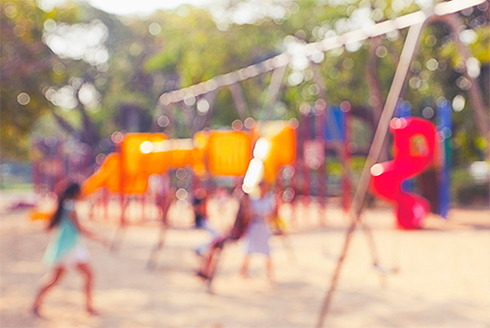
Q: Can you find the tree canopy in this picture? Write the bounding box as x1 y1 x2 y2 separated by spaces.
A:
1 0 488 166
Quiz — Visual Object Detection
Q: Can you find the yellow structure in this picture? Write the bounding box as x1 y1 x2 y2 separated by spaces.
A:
82 122 296 196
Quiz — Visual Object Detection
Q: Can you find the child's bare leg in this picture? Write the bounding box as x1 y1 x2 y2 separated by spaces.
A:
266 256 274 283
240 256 250 278
203 248 217 276
76 263 96 314
196 249 213 278
33 266 66 314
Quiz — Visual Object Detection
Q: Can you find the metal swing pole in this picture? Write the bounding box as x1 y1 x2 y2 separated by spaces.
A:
316 20 426 328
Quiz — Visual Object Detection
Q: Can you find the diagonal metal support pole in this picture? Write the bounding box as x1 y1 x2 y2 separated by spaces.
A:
316 21 426 328
194 89 218 133
228 83 248 121
263 64 287 120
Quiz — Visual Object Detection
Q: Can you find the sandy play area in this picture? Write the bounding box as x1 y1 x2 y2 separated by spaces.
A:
0 191 489 328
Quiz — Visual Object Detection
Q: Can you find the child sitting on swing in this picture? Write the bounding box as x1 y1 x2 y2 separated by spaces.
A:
195 190 252 280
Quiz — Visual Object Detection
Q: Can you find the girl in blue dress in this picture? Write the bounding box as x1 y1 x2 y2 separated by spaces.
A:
33 182 105 316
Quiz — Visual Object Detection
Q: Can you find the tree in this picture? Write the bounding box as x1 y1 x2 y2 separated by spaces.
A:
1 0 60 160
1 0 488 169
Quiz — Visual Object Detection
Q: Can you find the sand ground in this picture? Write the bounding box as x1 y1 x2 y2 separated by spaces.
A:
1 191 489 328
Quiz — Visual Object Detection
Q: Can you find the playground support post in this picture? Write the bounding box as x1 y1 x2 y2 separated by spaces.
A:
341 104 352 212
316 20 426 328
437 99 452 219
301 114 311 220
102 187 109 220
111 140 127 252
310 61 329 223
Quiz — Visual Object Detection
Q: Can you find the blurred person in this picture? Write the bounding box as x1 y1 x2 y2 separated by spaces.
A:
240 181 277 282
196 190 252 279
32 182 108 317
193 187 217 256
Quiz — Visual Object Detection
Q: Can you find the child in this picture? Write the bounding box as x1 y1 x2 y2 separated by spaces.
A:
240 181 277 282
32 182 107 316
196 191 252 280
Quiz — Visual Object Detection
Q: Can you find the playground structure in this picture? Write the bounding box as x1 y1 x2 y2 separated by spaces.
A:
79 100 355 225
393 99 453 221
82 121 295 201
370 117 436 229
30 106 355 232
289 104 352 215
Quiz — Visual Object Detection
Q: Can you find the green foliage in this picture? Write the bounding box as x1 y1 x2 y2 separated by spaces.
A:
1 1 55 160
452 167 489 206
1 0 488 170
